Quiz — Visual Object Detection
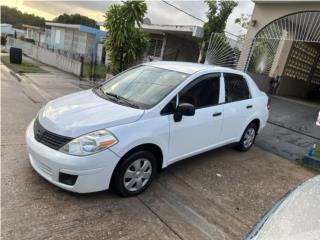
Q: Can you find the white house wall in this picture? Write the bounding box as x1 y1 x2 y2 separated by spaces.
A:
85 33 96 56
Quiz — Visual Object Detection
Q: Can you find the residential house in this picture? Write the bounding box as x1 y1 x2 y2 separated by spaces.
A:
44 22 107 63
141 23 204 63
1 23 26 38
237 0 320 99
23 24 46 45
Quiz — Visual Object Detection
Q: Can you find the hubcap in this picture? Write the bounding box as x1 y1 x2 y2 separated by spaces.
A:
123 158 152 192
243 128 255 148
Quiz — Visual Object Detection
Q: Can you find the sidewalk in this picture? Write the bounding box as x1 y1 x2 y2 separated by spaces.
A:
13 56 99 101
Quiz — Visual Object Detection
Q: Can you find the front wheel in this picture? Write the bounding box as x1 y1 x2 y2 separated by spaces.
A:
237 123 258 152
112 151 157 197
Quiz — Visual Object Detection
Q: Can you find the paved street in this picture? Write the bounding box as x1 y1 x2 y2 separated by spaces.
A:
1 64 316 240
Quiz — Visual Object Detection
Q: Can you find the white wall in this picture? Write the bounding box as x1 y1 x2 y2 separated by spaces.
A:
32 46 82 76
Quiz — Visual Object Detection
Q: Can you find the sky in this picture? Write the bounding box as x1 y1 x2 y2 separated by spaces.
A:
3 0 255 36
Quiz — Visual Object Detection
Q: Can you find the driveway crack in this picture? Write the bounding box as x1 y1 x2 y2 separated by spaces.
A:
137 195 185 240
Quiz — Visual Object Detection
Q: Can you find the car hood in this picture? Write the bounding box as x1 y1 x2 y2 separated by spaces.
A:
38 89 144 137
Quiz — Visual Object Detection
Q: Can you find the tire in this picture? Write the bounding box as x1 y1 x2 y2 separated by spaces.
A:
237 123 258 152
112 151 157 197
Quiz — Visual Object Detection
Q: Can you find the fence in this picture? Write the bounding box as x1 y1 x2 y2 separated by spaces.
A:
32 46 82 76
6 37 82 76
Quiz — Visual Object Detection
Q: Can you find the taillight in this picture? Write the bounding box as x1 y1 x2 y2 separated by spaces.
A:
267 97 271 110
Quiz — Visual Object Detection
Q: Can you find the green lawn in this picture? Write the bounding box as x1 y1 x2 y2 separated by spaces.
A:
1 55 48 73
315 144 320 159
83 63 107 79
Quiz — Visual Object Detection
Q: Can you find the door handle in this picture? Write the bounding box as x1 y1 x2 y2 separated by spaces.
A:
246 105 253 109
212 112 222 117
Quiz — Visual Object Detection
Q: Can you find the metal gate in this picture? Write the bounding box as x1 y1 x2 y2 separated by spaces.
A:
244 11 320 76
205 32 242 68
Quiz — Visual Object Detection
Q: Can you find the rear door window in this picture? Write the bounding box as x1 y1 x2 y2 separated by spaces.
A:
224 73 250 102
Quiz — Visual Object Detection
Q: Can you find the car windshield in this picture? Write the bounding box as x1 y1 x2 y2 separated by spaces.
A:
95 65 189 109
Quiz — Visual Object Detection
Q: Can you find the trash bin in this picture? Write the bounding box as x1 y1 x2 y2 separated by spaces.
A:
9 47 22 64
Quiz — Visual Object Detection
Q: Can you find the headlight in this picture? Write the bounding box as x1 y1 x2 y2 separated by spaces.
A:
59 129 118 156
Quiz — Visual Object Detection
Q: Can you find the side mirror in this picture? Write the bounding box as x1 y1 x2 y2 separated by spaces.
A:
174 103 195 122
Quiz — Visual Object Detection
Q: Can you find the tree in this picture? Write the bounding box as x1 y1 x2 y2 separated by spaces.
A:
53 13 98 28
235 13 251 30
198 0 238 63
1 6 45 28
104 0 149 74
235 13 251 41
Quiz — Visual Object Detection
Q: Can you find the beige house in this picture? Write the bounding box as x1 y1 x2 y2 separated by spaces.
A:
238 0 320 100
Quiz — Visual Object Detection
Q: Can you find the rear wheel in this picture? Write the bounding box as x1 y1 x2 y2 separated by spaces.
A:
237 123 258 152
112 151 157 197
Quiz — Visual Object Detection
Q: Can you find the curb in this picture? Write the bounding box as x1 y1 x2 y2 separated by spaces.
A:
5 66 52 102
267 120 320 141
9 70 23 82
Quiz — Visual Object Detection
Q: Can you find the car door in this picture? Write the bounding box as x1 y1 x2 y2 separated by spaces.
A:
220 73 254 142
164 73 224 163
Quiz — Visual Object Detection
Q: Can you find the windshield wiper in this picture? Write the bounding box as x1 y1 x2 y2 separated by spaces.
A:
104 91 119 100
118 97 140 109
105 92 140 109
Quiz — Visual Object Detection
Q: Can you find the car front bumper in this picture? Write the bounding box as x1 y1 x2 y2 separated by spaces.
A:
25 121 121 193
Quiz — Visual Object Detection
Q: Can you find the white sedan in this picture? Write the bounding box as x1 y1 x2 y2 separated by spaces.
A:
26 61 269 196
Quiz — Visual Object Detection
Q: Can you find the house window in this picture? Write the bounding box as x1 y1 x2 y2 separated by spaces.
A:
148 37 163 58
55 29 61 44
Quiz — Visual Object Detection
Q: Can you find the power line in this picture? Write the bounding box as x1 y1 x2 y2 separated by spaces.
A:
161 0 206 23
160 0 241 37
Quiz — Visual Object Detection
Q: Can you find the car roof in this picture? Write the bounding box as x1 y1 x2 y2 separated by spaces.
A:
142 61 242 75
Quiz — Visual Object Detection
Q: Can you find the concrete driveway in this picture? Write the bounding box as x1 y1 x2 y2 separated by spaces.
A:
268 96 320 138
256 96 320 160
1 64 316 240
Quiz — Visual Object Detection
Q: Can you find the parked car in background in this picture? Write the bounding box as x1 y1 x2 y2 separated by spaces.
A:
26 61 269 196
245 175 320 240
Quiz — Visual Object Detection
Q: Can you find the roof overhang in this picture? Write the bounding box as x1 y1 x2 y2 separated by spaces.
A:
45 22 81 30
252 0 317 3
45 22 107 37
22 24 44 32
141 24 203 38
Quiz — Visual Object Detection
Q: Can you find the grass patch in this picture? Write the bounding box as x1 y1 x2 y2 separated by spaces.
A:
305 144 320 159
1 55 48 73
83 63 107 79
314 144 320 159
296 144 320 174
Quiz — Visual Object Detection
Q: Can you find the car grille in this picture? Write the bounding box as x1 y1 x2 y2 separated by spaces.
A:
33 118 73 150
